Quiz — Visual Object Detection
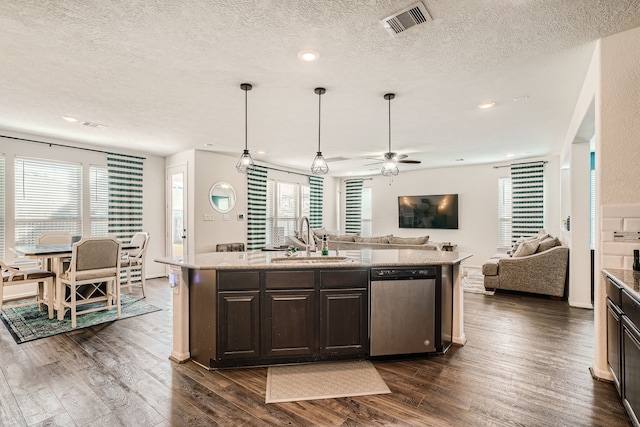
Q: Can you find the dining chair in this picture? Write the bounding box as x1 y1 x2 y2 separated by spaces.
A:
57 237 122 328
37 231 73 272
1 261 55 319
120 232 150 297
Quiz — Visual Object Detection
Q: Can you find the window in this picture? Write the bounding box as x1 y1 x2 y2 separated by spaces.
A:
498 177 512 247
511 162 544 242
14 158 82 245
90 165 109 236
361 187 372 237
0 155 4 260
266 179 310 246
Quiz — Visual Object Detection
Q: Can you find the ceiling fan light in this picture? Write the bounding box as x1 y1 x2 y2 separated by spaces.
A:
381 153 399 176
236 149 255 173
311 151 329 175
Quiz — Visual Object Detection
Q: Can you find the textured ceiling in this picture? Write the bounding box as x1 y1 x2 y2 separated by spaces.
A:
1 1 639 176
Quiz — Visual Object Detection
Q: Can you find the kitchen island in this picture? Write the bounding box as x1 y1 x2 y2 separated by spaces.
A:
155 248 471 368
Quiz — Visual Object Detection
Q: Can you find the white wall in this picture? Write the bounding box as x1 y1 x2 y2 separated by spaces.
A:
344 156 561 266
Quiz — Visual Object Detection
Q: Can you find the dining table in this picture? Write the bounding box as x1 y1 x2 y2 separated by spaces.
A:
13 242 139 315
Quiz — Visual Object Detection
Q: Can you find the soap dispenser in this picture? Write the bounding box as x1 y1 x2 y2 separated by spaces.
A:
321 234 329 256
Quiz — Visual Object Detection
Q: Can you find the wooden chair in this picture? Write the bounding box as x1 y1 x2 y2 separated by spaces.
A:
120 232 150 297
58 237 121 328
36 232 73 245
1 261 55 319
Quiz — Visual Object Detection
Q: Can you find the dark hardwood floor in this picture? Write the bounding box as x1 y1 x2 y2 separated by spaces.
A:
0 278 631 426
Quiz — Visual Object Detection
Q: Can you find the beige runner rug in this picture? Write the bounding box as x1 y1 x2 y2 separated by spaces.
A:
265 360 391 403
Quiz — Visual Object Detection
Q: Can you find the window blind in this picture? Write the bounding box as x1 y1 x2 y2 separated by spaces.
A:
0 155 4 260
15 157 82 245
90 165 109 236
498 177 512 247
309 176 323 229
361 187 372 237
247 165 268 250
345 179 363 235
107 153 144 241
590 151 595 249
511 162 544 243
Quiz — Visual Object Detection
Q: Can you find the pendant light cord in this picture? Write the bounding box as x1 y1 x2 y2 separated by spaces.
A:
388 96 391 153
244 88 248 151
318 90 322 152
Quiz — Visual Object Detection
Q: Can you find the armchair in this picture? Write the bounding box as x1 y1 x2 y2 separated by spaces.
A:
121 232 150 297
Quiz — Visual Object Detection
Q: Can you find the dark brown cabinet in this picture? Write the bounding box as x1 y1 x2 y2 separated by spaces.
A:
623 316 640 427
607 277 623 393
210 268 369 368
218 291 260 359
265 289 315 357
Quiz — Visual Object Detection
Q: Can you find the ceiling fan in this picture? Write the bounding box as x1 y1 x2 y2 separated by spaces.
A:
364 153 422 166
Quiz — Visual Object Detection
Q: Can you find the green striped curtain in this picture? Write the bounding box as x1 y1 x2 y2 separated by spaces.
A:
247 165 268 250
511 162 544 243
309 176 323 229
107 153 144 241
345 179 363 235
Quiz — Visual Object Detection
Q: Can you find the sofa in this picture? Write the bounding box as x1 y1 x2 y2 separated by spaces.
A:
481 233 569 297
286 229 441 251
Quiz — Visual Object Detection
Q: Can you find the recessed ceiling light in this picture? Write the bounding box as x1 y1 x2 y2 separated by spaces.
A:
298 50 320 62
257 150 266 154
478 101 495 109
62 116 78 122
204 143 214 146
514 95 530 102
506 153 515 158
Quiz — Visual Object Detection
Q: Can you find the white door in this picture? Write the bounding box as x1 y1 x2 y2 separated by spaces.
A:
167 164 187 259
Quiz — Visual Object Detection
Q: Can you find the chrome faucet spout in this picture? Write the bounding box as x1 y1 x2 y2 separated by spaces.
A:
298 216 314 256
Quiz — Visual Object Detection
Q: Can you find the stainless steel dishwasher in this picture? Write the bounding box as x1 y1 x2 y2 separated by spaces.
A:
370 267 436 356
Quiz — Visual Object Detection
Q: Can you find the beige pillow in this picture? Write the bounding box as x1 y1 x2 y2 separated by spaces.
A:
512 239 540 257
388 236 429 245
354 236 390 244
312 228 327 239
536 237 561 253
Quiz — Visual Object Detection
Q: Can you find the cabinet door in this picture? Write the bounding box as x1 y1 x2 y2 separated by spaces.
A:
319 289 368 356
623 317 640 427
607 298 622 395
218 291 260 360
265 290 316 358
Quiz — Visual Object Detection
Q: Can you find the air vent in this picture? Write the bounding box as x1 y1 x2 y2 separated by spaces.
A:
82 121 108 129
380 2 432 36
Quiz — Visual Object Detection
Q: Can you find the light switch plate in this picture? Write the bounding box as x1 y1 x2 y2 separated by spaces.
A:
204 213 214 221
223 214 230 221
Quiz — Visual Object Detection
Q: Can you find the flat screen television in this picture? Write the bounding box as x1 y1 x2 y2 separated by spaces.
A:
398 194 459 229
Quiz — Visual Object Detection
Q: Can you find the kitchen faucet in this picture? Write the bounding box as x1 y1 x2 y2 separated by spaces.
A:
298 216 315 256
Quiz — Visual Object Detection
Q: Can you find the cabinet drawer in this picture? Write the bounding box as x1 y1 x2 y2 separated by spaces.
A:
622 289 640 328
607 277 623 307
265 270 314 289
217 271 260 291
320 269 368 288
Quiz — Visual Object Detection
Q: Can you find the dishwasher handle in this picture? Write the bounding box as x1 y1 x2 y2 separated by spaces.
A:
371 267 437 280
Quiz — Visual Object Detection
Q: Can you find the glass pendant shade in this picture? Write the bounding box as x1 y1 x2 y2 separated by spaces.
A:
311 87 329 175
381 152 399 176
311 151 329 174
236 149 254 173
236 83 254 174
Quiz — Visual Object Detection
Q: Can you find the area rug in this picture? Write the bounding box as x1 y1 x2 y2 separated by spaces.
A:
265 360 391 403
462 266 495 295
1 294 161 344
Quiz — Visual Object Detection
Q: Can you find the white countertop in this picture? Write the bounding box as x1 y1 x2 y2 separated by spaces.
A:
155 248 472 270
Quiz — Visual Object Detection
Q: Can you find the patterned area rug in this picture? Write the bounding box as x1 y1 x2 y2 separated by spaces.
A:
462 266 495 295
265 360 391 403
1 294 161 344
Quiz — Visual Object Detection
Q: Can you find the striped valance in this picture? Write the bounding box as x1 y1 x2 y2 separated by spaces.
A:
345 179 363 235
309 176 324 229
107 153 144 241
511 162 544 243
247 165 268 251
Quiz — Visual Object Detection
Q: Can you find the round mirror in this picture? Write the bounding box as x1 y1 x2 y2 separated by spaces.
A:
209 181 237 213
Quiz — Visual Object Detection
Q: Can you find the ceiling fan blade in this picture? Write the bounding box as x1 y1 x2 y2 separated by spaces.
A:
364 161 383 166
399 159 421 164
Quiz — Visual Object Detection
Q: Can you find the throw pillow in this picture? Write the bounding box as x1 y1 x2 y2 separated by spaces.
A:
388 236 429 245
536 237 561 253
312 228 327 239
354 236 390 244
513 239 540 257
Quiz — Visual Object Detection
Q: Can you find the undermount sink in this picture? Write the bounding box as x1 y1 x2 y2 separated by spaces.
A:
271 256 354 264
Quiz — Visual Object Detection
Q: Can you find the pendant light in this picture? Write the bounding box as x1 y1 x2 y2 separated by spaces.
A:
311 87 329 175
381 93 399 176
236 83 255 173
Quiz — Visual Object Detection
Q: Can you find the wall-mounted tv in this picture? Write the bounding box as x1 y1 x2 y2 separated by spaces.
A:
398 194 459 229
